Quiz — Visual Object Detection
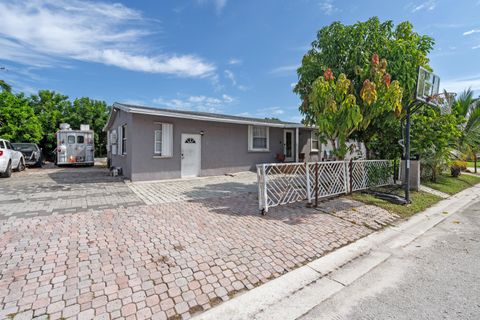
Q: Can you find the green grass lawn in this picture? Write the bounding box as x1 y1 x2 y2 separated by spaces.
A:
351 191 442 219
466 161 479 170
423 174 480 195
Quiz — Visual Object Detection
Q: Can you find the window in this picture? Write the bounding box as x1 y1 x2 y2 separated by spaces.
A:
154 129 162 154
311 131 319 152
248 125 269 151
67 136 75 144
6 141 13 149
154 123 173 157
184 138 196 144
0 141 4 149
121 125 127 155
77 135 84 144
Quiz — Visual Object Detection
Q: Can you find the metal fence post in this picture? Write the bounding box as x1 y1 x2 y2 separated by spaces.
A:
262 163 269 214
315 162 319 207
306 162 311 205
348 159 353 194
256 165 263 211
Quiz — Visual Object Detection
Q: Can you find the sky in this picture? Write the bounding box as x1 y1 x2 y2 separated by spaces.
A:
0 0 479 123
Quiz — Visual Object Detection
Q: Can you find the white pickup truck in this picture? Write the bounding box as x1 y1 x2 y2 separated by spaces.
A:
0 139 26 178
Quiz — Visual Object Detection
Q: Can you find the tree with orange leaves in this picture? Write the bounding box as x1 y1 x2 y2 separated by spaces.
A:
305 54 402 158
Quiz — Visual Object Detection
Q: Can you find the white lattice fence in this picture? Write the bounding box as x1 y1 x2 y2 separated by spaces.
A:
307 161 348 200
351 160 394 191
256 163 308 212
257 159 394 213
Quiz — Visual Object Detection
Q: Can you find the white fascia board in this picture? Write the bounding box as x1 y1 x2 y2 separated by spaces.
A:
126 106 297 128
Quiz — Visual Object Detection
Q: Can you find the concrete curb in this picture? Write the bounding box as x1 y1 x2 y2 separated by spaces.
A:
194 184 480 320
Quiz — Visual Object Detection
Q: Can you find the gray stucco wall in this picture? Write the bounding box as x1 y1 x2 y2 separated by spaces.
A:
108 109 133 178
299 129 321 162
106 109 320 181
129 113 288 181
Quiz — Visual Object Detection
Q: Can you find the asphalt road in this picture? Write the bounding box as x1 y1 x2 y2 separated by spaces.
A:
301 199 480 320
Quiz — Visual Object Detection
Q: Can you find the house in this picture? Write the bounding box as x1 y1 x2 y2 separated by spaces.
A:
103 103 323 181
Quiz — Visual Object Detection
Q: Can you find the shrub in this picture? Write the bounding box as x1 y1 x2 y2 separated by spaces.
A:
450 160 466 177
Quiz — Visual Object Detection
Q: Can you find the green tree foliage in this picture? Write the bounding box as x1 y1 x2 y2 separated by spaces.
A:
453 89 480 172
0 91 43 143
295 17 434 158
301 53 403 158
29 90 71 156
0 80 12 93
411 108 461 182
63 98 110 157
1 83 110 158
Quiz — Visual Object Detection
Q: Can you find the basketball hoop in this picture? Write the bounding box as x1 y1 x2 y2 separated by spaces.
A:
426 92 456 115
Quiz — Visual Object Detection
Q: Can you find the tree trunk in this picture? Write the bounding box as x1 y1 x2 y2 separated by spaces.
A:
475 154 478 174
364 144 370 160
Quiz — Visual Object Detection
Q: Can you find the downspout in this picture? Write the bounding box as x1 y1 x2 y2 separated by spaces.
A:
295 127 299 162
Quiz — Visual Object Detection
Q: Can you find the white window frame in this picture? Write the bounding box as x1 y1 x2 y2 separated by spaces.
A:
311 131 319 152
153 122 173 158
248 125 269 152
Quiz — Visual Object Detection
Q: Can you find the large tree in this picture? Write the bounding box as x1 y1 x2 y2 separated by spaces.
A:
29 90 71 157
294 17 434 158
0 91 43 143
306 55 403 158
63 97 110 157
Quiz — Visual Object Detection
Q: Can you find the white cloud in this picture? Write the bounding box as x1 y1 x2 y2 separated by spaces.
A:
411 0 437 12
473 44 480 49
152 94 235 113
463 29 480 36
441 74 480 93
228 58 242 65
224 69 249 90
270 65 299 75
224 70 237 86
198 0 227 13
0 0 215 77
319 0 337 15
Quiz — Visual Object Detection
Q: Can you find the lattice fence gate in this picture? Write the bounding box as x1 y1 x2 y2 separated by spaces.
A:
257 160 393 213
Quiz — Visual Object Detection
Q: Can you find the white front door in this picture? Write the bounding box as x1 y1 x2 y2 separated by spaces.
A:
181 134 201 178
284 130 294 162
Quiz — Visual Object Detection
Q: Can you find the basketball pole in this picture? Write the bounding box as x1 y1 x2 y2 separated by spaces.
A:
403 100 419 204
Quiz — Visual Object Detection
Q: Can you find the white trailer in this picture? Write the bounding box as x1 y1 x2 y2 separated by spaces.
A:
56 123 94 166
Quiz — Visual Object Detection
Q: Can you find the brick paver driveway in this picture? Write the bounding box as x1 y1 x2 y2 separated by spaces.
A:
0 165 144 220
0 167 398 320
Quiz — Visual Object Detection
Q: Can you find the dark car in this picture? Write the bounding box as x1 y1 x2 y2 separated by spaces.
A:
12 143 44 167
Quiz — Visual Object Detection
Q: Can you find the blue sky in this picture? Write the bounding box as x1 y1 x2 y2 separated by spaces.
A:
1 0 479 123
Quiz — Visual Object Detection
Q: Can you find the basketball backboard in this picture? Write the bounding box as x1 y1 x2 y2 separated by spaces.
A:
415 66 440 106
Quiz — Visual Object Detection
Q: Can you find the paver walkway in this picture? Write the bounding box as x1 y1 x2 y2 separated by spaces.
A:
0 168 399 320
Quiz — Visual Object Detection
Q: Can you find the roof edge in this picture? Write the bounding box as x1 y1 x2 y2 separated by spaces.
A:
109 102 307 128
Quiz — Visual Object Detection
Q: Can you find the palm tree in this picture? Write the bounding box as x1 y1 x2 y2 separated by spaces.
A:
454 88 480 173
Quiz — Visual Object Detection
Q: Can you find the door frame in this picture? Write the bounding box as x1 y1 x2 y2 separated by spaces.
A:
283 129 294 162
181 133 202 178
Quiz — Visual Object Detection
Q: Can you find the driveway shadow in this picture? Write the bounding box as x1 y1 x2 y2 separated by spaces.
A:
47 166 125 185
181 180 355 225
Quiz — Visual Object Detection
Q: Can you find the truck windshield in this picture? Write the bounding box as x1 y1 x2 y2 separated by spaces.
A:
67 136 75 144
77 135 84 144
